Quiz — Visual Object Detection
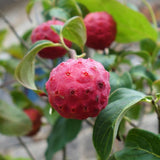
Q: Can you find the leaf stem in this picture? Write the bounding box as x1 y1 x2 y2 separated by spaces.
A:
85 119 94 127
123 116 138 128
142 0 158 31
17 136 36 160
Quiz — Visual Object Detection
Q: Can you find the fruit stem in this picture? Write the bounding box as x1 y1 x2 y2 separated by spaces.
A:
17 137 36 160
142 0 158 31
59 31 77 59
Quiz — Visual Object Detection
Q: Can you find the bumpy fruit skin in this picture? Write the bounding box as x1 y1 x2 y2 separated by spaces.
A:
84 12 117 50
23 108 42 136
46 58 110 120
31 19 72 59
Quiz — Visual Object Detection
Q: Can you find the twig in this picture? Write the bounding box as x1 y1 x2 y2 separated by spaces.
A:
62 146 66 160
0 10 52 70
142 0 158 31
17 137 36 160
0 80 16 88
85 119 94 127
152 99 160 133
124 116 138 128
0 10 29 49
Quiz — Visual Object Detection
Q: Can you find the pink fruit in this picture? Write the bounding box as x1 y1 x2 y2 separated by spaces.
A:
84 12 117 50
31 19 72 59
23 108 42 136
46 58 110 120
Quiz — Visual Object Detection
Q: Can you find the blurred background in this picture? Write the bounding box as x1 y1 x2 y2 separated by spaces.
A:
0 0 160 160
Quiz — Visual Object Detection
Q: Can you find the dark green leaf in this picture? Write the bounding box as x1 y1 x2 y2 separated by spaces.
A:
93 88 146 160
110 72 133 93
109 128 160 160
0 100 32 136
11 91 32 109
0 29 7 47
62 16 86 50
76 0 158 42
130 65 157 84
93 53 116 70
55 0 82 17
45 117 82 160
48 8 70 21
122 50 151 63
140 38 157 54
126 104 142 120
15 40 59 92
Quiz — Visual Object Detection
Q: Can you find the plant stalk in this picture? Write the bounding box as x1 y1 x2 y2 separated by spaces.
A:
63 146 66 160
17 137 36 160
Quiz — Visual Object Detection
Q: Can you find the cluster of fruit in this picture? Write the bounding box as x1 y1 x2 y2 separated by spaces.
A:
26 12 116 136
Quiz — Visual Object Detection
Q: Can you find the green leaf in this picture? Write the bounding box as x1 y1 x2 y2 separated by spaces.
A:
4 44 25 59
125 104 142 120
0 100 32 136
55 0 82 17
48 8 70 21
0 58 19 75
130 65 157 85
11 91 32 109
15 40 59 93
50 25 63 35
5 156 31 160
121 50 151 64
61 16 86 50
93 88 146 160
140 38 157 54
110 72 133 93
93 53 116 70
45 117 82 160
0 29 7 48
26 0 35 17
76 0 158 42
109 128 160 160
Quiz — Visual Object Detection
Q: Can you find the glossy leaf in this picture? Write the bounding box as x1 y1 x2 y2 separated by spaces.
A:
0 100 32 136
109 72 132 93
15 40 59 93
55 0 82 17
93 88 146 160
109 128 160 160
130 65 157 85
48 8 70 21
62 16 86 50
76 0 157 42
45 117 82 160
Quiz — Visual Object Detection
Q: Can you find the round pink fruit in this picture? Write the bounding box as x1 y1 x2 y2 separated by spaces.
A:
84 12 117 50
31 19 72 59
46 58 110 120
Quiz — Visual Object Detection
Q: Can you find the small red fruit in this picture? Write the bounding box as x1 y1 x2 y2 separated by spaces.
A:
84 12 117 50
31 19 72 59
46 58 110 120
23 108 42 136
